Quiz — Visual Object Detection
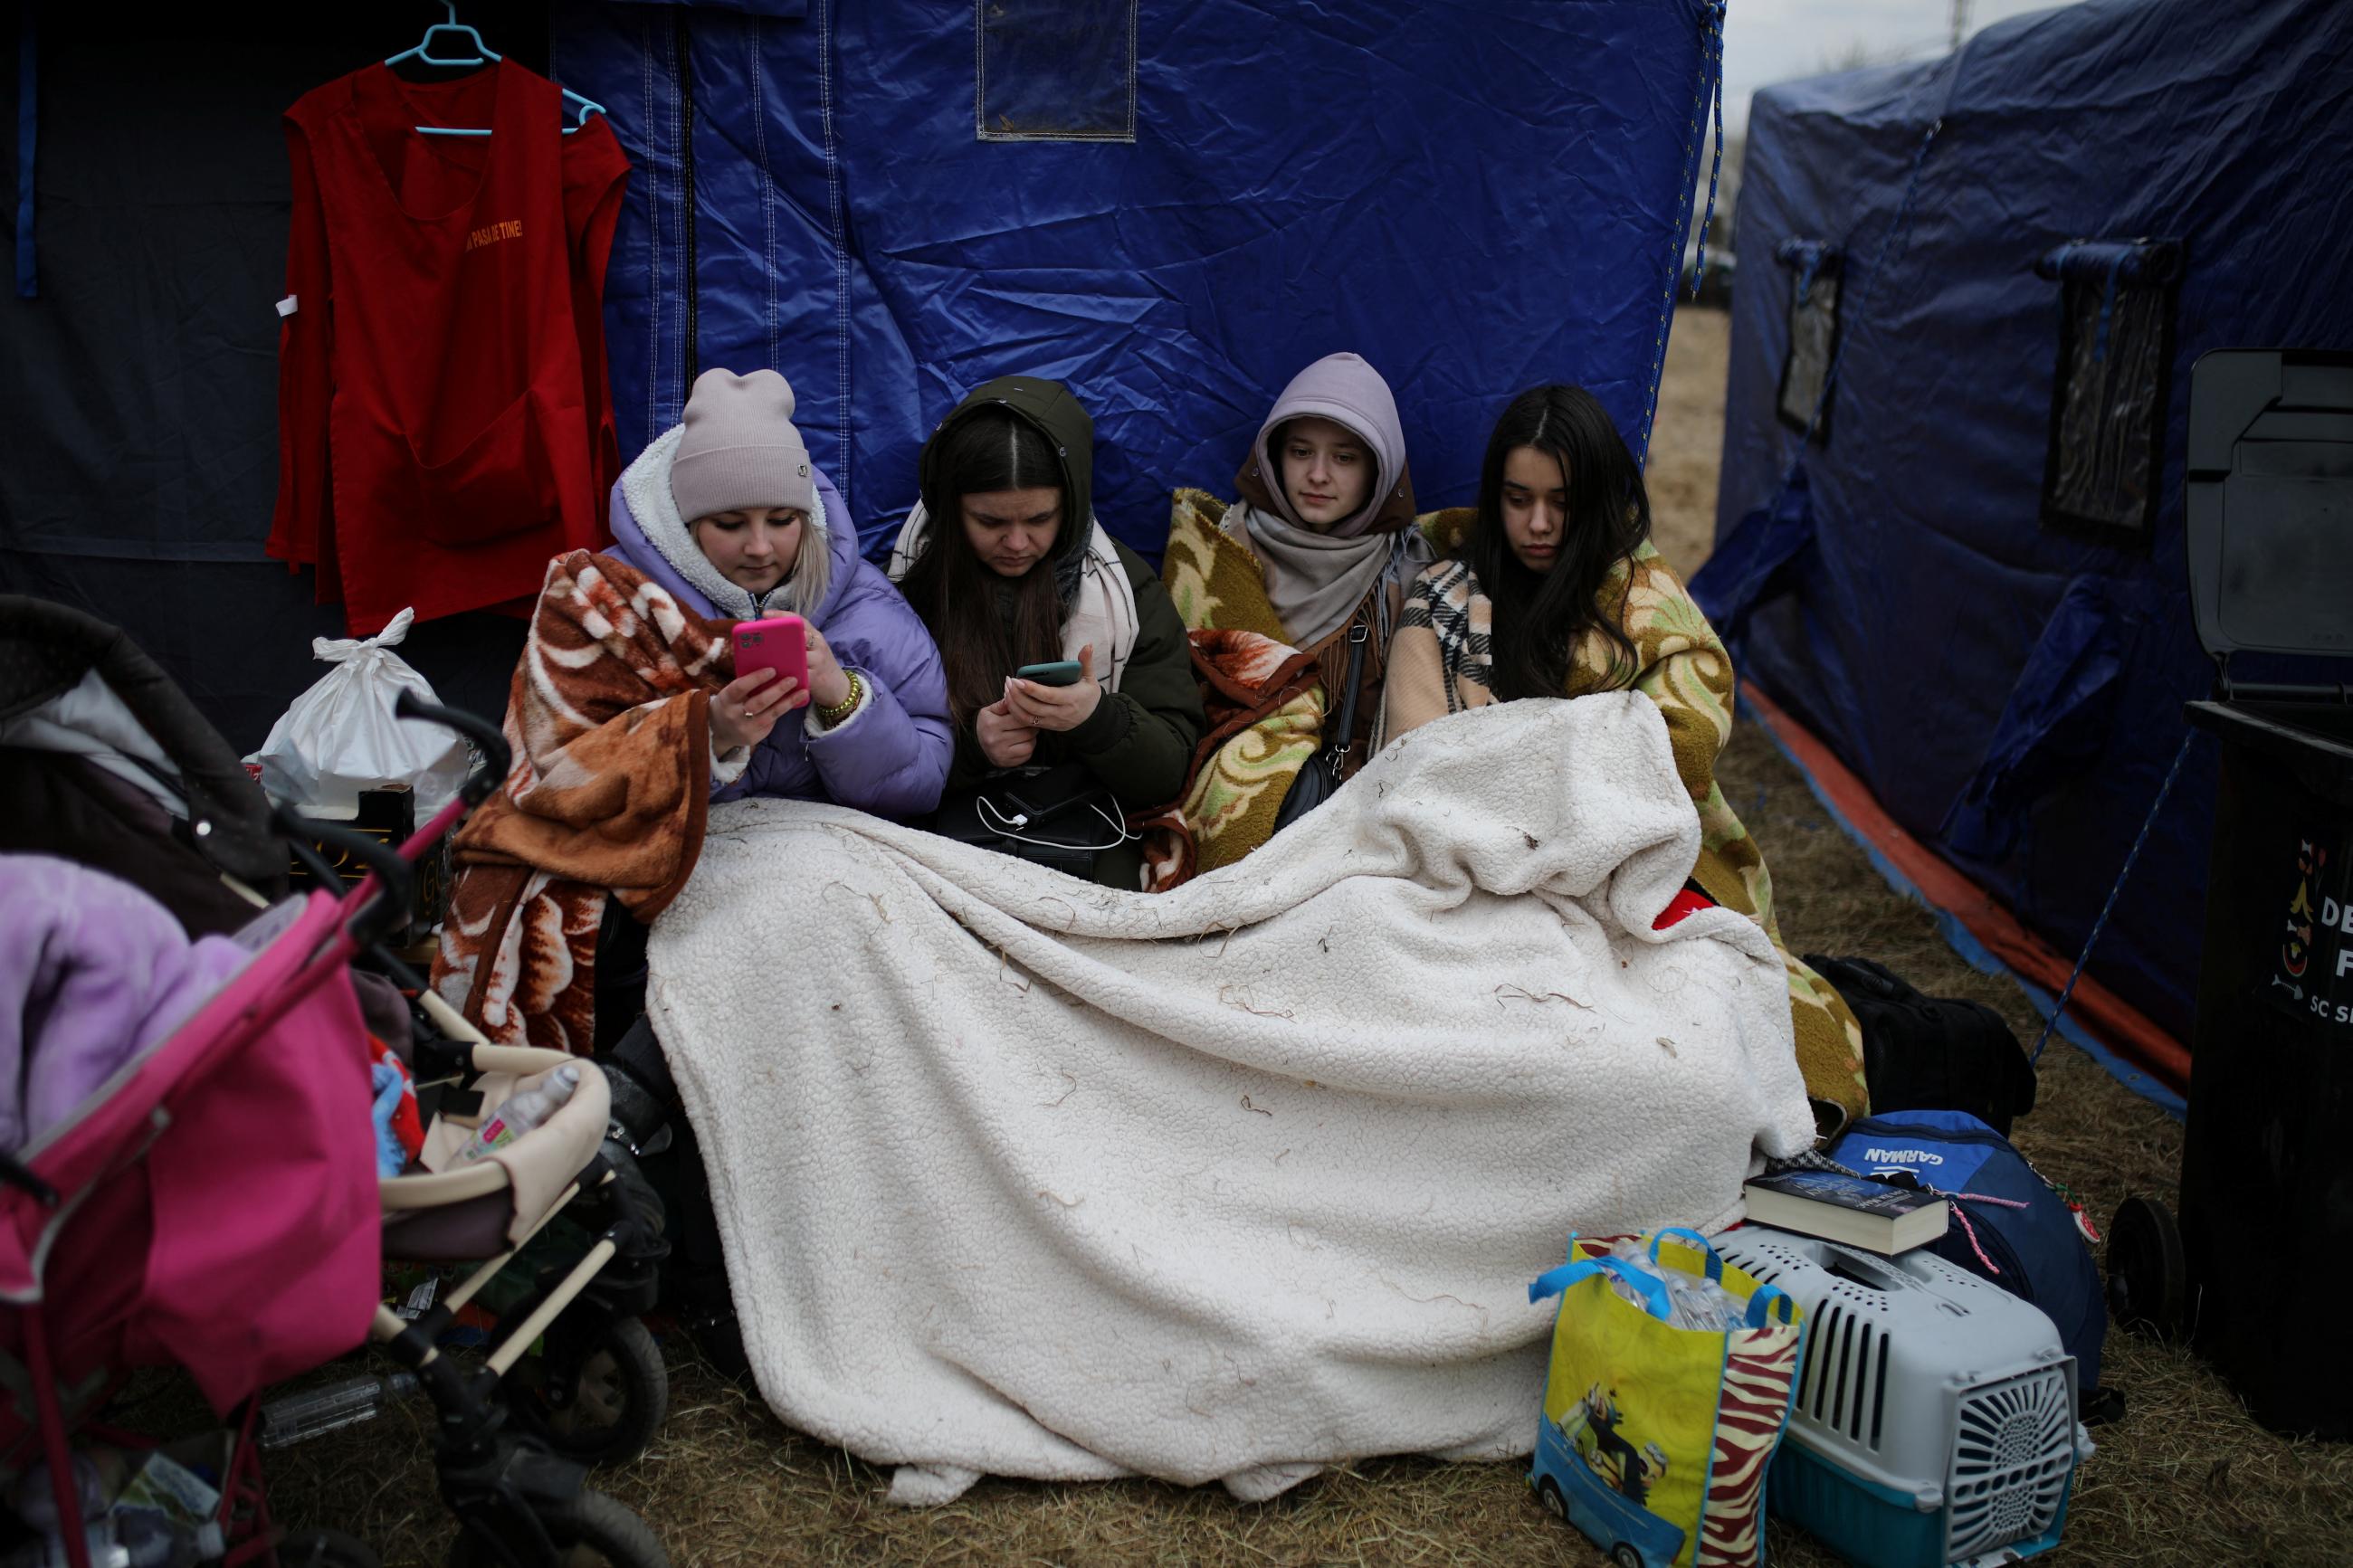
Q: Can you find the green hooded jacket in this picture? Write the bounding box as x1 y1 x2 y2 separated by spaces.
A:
917 376 1205 888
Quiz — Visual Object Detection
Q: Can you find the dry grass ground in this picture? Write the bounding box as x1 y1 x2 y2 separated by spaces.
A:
249 309 2353 1565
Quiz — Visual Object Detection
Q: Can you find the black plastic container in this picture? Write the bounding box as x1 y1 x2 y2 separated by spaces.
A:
2179 699 2353 1435
2175 347 2353 1438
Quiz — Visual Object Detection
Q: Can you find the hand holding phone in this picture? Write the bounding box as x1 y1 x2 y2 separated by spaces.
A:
1003 644 1102 734
976 698 1037 768
733 614 811 692
715 614 810 753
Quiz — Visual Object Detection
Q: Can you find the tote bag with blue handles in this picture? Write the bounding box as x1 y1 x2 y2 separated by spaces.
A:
1528 1228 1807 1568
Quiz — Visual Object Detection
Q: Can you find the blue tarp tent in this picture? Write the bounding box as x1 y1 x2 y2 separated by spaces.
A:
2 1 1726 745
1704 0 2353 1069
553 0 1728 557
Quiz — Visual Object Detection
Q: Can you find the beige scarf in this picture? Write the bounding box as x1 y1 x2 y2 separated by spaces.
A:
1225 502 1430 653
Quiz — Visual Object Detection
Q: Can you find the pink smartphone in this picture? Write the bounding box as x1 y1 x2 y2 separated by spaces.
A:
732 614 809 691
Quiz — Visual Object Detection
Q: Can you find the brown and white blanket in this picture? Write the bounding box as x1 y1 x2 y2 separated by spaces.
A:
1153 491 1326 879
430 550 732 1053
1157 490 1478 883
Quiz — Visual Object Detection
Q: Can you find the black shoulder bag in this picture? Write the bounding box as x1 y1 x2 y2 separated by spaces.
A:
1273 622 1369 832
932 760 1130 879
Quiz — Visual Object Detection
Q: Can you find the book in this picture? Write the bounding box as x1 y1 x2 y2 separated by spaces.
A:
1742 1171 1949 1255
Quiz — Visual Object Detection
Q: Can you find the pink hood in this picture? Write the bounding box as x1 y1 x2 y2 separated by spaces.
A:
1234 352 1417 539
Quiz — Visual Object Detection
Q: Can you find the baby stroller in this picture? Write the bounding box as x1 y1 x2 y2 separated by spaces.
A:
0 597 669 1567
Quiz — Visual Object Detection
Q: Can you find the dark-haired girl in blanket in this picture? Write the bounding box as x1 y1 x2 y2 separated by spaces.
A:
1377 384 1869 1137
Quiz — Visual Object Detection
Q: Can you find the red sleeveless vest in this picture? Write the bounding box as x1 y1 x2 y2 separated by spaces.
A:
272 60 628 633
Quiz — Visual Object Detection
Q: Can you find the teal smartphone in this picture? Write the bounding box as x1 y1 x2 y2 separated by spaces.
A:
1014 660 1084 687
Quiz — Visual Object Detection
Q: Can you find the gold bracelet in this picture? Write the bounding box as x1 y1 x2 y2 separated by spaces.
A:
815 670 863 726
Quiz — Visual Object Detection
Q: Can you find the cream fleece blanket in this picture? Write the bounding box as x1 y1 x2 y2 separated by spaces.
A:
646 694 1816 1506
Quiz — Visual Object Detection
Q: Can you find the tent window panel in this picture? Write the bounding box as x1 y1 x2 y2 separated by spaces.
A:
2037 239 2182 547
1777 267 1841 443
976 0 1138 143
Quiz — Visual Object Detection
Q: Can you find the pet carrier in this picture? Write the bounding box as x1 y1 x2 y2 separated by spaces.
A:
1711 1227 2094 1568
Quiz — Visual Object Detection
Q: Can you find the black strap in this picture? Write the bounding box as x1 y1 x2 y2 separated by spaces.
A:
1323 623 1370 771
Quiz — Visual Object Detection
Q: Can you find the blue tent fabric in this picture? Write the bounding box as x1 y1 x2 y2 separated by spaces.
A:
552 0 1724 556
1688 461 1813 650
1940 574 2147 862
1718 0 2353 1049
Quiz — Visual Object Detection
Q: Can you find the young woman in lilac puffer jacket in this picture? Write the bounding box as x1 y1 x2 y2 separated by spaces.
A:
604 367 951 819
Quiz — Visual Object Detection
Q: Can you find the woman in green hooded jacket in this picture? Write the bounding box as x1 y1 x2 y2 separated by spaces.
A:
888 376 1205 889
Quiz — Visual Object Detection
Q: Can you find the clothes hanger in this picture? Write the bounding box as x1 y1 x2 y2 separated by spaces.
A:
387 3 608 138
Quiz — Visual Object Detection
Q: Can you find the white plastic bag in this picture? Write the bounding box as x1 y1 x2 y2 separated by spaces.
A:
244 608 470 821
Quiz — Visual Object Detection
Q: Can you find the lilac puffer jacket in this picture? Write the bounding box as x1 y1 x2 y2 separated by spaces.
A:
605 432 951 819
0 855 250 1153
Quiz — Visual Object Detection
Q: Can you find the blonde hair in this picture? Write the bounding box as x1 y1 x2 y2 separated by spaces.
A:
693 505 833 619
776 510 832 618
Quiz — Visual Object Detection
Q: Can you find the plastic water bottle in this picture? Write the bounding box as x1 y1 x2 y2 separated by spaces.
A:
452 1065 581 1165
1605 1240 1748 1331
259 1372 423 1449
1662 1270 1746 1332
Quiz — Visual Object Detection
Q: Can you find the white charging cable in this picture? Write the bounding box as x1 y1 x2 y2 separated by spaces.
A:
976 794 1137 854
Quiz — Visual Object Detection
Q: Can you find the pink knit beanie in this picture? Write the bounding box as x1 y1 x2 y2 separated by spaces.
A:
669 367 815 520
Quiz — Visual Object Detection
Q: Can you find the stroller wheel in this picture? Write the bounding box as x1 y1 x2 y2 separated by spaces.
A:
279 1529 384 1568
449 1487 668 1568
502 1312 669 1467
2106 1193 2186 1338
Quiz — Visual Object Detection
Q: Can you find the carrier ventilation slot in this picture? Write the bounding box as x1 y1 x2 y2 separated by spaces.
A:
1848 1324 1872 1442
1805 1303 1842 1422
1797 1304 1821 1417
1829 1309 1856 1430
1798 1299 1878 1441
1945 1364 2077 1559
1870 1327 1890 1449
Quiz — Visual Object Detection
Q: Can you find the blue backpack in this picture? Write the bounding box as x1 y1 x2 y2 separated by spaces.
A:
1827 1108 2107 1393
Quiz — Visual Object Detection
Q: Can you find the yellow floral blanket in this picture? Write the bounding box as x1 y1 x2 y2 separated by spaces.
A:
1157 490 1468 879
1133 628 1322 891
1379 526 1870 1136
1155 490 1329 879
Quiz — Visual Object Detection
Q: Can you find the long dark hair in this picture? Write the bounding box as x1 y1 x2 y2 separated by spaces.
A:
1465 385 1652 700
900 410 1072 728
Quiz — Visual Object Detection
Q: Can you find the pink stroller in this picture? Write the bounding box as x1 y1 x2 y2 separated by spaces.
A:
0 598 666 1567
